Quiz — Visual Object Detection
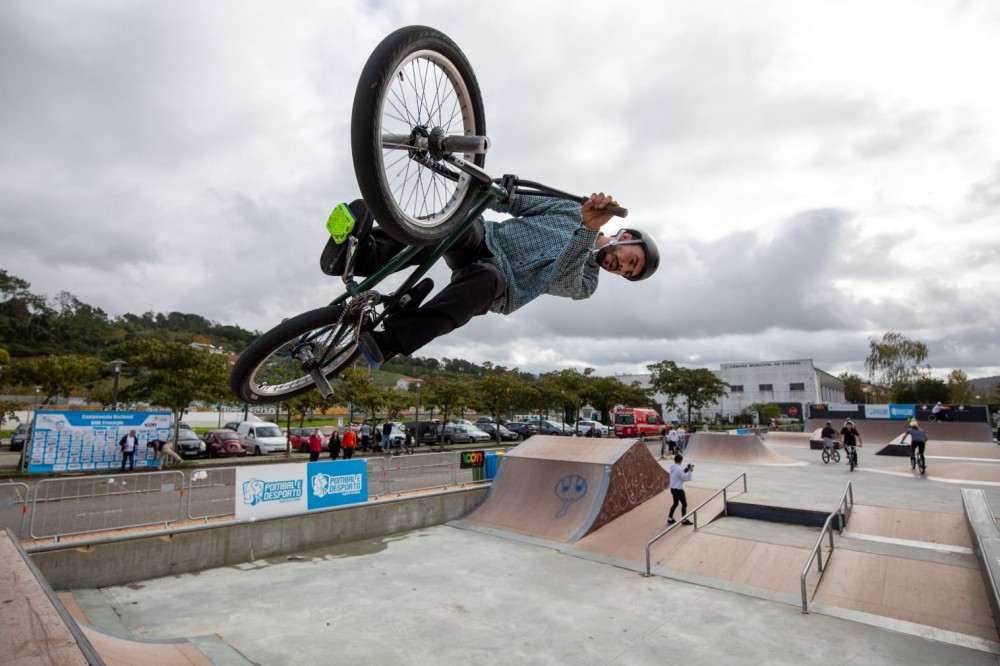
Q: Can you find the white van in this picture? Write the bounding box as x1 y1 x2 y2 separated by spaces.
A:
236 421 287 455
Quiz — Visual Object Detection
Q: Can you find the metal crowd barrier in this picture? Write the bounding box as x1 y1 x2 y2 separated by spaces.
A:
30 470 186 541
4 450 494 543
0 482 30 539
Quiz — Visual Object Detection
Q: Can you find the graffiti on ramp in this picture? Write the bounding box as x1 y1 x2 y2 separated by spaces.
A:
554 474 588 517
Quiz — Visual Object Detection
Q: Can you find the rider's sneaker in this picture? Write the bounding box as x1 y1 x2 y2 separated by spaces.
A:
681 519 693 526
401 278 434 310
320 199 373 276
357 330 398 369
667 518 676 525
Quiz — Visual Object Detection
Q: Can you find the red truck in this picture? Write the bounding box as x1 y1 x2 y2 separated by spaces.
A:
612 407 665 438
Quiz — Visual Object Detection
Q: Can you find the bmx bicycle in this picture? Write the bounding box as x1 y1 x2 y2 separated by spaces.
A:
844 443 858 472
229 26 627 404
908 439 927 474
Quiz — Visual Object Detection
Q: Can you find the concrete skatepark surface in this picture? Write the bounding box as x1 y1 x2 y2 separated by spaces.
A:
11 434 1000 664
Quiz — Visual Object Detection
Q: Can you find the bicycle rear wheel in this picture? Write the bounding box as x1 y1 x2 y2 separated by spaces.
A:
821 449 831 464
352 26 487 246
229 305 362 403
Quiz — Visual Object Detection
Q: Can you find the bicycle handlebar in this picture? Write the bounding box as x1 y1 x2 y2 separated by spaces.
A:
504 178 629 218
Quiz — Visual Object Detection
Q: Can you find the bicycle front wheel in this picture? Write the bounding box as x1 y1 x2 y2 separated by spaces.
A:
832 450 841 463
229 305 361 403
352 26 487 246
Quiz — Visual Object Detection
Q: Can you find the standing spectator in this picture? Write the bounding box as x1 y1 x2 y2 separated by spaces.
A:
158 438 183 468
677 424 688 452
342 427 357 459
382 421 393 451
308 428 323 462
667 454 694 525
328 429 341 459
359 423 371 452
373 426 383 452
119 429 139 472
667 427 680 456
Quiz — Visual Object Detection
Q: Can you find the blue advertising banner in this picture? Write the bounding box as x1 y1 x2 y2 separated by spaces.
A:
26 411 173 474
889 404 916 420
235 460 368 521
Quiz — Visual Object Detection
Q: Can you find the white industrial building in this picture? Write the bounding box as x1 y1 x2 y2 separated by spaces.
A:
614 358 845 423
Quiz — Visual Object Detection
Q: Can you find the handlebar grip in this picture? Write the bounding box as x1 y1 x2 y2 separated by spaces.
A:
608 204 628 218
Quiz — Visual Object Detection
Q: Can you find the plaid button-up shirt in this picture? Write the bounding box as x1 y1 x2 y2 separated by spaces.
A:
483 195 601 314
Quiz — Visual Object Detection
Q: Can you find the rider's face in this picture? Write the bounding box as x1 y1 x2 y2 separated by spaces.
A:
598 239 646 279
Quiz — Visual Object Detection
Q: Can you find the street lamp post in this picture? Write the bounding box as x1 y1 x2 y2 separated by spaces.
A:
109 359 126 411
414 380 422 423
736 392 742 417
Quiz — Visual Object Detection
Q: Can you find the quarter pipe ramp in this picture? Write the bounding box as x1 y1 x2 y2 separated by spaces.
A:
458 436 669 543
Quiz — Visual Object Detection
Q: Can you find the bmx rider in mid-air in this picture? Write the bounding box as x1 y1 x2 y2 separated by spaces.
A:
321 192 660 366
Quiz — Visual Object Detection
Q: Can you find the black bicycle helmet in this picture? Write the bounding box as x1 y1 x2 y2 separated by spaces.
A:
623 228 659 282
593 228 660 281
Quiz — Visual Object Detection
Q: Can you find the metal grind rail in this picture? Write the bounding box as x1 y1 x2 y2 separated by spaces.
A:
800 481 854 613
644 473 748 576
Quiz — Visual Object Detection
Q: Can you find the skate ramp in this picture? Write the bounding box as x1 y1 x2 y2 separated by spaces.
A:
458 436 669 543
806 419 992 444
685 432 803 466
763 431 815 447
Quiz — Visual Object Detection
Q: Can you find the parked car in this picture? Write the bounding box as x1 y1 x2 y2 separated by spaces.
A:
441 424 490 445
538 419 570 436
478 423 520 442
404 420 441 445
174 429 208 458
574 420 610 437
505 422 537 439
223 421 242 432
177 421 195 432
236 421 287 455
201 429 248 458
9 423 29 451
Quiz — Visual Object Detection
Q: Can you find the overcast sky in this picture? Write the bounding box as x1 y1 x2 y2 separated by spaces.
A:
2 1 999 380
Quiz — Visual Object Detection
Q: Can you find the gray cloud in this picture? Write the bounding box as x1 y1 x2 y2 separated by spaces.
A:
2 0 999 381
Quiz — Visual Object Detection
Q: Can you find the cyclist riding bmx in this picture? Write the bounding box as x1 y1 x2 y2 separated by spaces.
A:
321 192 660 367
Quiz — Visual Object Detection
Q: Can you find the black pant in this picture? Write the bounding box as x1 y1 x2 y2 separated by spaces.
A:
669 488 687 519
329 444 340 459
121 450 135 471
309 451 320 462
350 202 505 356
343 447 355 460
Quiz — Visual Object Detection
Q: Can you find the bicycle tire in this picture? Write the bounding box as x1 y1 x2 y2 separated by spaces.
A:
848 449 855 471
352 25 487 246
821 449 831 464
832 450 841 463
229 305 361 403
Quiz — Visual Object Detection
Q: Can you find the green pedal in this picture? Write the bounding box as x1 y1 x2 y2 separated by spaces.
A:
325 203 357 244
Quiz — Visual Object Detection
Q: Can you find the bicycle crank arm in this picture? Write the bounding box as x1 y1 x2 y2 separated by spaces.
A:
309 367 335 399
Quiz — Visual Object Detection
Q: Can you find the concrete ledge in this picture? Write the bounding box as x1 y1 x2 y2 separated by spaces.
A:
961 488 1000 639
29 487 487 589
